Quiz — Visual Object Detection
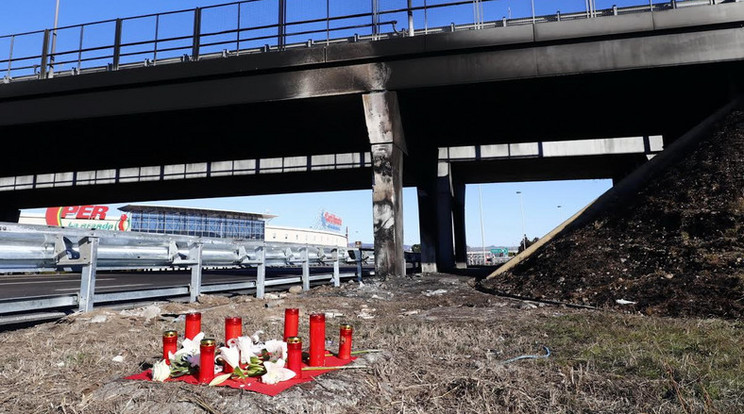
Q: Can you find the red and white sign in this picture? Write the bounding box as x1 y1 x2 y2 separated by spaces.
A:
45 205 130 231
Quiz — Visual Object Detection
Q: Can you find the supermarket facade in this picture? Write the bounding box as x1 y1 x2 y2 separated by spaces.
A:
20 204 348 248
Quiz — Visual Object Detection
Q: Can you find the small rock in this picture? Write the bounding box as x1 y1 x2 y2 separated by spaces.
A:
288 285 303 294
89 314 107 324
112 355 125 363
422 289 447 297
520 303 538 310
264 299 285 308
264 293 281 300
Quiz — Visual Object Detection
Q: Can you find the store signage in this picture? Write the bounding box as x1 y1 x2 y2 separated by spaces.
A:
320 210 342 232
45 205 130 231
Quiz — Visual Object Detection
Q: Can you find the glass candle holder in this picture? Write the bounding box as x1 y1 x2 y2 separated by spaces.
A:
309 313 326 367
284 308 299 341
224 317 242 346
286 336 303 378
338 324 353 360
162 330 178 365
199 338 216 384
185 312 201 340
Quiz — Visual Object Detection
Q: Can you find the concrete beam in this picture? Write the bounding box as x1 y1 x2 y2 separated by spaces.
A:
363 91 407 278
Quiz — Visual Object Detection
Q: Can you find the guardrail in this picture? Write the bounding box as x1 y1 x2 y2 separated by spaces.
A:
0 222 372 314
0 0 716 84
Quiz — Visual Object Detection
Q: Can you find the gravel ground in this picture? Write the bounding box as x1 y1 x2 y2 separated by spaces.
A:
0 273 741 413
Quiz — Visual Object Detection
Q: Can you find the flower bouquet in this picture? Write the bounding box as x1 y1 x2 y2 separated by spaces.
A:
152 331 295 386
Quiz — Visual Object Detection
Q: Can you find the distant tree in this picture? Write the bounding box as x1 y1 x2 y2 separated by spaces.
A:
411 244 421 253
517 237 539 254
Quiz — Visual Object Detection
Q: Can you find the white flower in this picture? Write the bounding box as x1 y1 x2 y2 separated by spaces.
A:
170 332 204 367
264 339 287 361
261 359 296 385
219 345 240 369
250 330 264 343
181 332 205 355
235 336 262 364
152 359 170 382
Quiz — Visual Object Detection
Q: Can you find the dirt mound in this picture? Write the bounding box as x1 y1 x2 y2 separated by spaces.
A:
480 108 744 318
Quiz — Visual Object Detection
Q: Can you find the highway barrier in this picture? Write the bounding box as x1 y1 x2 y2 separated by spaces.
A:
0 222 370 314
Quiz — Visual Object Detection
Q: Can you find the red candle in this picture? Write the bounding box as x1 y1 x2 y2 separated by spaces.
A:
286 336 303 378
199 338 216 384
309 313 326 367
185 312 201 340
284 308 299 341
224 317 242 345
162 330 178 365
338 324 353 360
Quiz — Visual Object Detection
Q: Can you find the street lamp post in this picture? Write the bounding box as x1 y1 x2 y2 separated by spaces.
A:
516 191 526 251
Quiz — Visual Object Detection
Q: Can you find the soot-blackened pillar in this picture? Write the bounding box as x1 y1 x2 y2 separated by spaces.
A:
363 91 407 279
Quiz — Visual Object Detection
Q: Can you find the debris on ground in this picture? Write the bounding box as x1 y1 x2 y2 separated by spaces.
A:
481 109 744 318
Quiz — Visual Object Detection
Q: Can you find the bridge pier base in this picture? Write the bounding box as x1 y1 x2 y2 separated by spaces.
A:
363 91 407 279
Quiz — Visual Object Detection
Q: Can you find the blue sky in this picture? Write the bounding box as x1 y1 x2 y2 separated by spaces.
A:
5 0 622 247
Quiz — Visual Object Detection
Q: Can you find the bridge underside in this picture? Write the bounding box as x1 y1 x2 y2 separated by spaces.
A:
1 62 736 181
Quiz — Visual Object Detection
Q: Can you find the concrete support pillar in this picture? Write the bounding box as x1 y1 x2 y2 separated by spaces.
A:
436 162 455 270
363 91 407 279
0 208 20 223
416 150 439 273
452 179 468 268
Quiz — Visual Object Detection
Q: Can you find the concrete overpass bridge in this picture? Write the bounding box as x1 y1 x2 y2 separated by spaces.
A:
1 0 743 276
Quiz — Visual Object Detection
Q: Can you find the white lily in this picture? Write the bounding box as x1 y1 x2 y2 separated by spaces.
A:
264 339 288 361
235 336 262 364
250 330 264 343
169 332 204 367
181 332 205 355
218 345 240 369
261 359 296 385
152 359 170 382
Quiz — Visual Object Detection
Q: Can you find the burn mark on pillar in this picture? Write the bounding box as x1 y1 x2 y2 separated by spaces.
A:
371 143 401 275
364 91 406 278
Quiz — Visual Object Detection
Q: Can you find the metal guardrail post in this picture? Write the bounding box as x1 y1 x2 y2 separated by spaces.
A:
39 29 50 79
256 245 266 299
301 246 310 291
112 19 122 71
189 243 203 302
78 237 99 312
356 248 363 282
332 248 340 287
192 8 202 61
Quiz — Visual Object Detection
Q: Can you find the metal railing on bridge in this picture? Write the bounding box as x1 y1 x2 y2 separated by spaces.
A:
0 0 722 84
0 222 371 315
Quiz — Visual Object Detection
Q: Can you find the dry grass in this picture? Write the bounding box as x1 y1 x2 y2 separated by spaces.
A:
0 274 741 413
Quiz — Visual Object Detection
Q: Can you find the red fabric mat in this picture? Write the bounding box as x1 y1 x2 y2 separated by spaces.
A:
125 353 356 396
